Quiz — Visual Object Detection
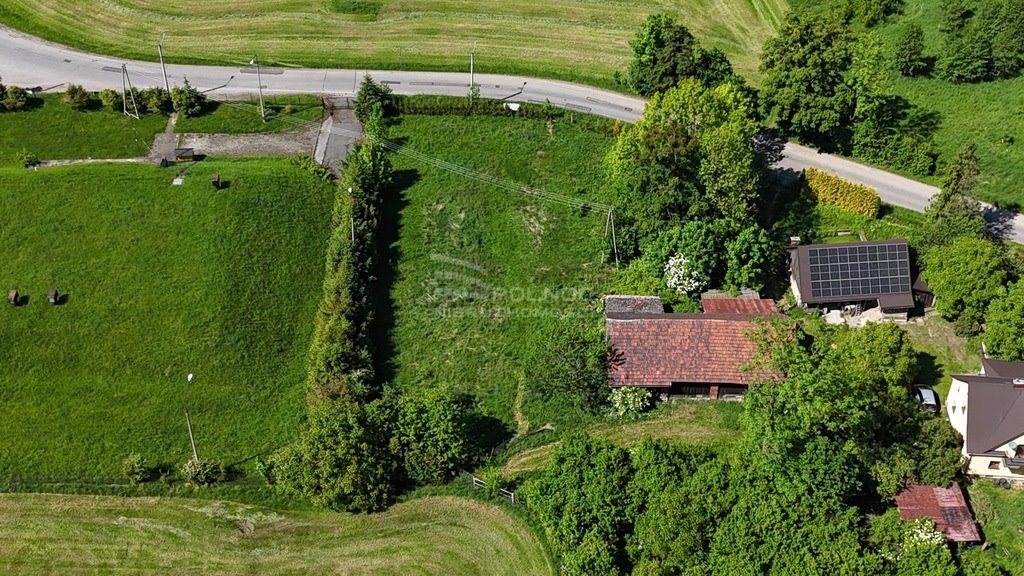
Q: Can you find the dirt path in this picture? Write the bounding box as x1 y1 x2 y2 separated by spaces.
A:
315 97 362 176
513 373 530 437
149 113 179 161
177 123 319 158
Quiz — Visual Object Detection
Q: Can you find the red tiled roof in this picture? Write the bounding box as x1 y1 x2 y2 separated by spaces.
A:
701 297 778 315
895 484 981 543
606 313 776 387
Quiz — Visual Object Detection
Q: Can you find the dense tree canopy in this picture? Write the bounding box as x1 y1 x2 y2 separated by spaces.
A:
983 280 1024 360
626 14 734 96
759 13 856 147
608 78 762 253
923 143 986 247
524 319 967 574
937 0 1024 82
923 236 1007 334
273 399 400 512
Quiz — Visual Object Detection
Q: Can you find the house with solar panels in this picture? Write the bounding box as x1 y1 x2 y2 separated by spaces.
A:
788 239 917 321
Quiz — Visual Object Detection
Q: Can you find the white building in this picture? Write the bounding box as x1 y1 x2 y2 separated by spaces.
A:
946 357 1024 481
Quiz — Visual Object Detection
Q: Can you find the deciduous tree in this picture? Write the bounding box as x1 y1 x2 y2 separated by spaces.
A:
923 236 1007 334
759 13 856 148
983 280 1024 360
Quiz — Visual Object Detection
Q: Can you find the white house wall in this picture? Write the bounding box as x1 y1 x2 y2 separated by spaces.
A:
946 377 969 443
966 433 1024 479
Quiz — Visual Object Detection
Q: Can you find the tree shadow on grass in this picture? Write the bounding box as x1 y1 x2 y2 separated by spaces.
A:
370 168 418 386
916 351 944 388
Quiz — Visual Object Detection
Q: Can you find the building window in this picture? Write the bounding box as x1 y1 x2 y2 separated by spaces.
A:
988 460 1001 470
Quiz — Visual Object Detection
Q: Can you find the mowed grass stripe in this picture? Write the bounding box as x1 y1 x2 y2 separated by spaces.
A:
0 0 788 84
502 401 742 476
0 494 553 575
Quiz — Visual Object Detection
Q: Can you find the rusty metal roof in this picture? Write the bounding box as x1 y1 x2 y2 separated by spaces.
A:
895 484 981 543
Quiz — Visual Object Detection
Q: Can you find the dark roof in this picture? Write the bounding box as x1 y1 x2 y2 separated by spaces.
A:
700 295 779 315
606 312 778 387
604 295 664 315
982 357 1024 379
913 274 933 295
895 484 981 543
953 373 1024 454
791 240 913 309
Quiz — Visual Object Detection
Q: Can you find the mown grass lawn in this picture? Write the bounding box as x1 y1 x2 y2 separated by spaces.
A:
175 96 324 134
0 0 787 86
386 115 615 429
0 95 167 165
0 159 333 482
501 401 742 476
0 493 552 575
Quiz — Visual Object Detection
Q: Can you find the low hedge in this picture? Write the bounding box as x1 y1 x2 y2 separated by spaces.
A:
803 167 880 218
393 94 617 135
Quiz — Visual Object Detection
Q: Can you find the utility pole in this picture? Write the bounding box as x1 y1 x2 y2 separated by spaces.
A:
184 373 200 462
121 65 140 119
251 55 266 122
470 41 476 89
157 32 169 91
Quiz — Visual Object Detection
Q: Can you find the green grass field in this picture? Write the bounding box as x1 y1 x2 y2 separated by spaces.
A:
386 114 615 428
0 95 167 165
0 160 333 482
501 401 742 476
0 493 552 575
0 0 788 86
872 1 1024 208
175 96 324 134
966 482 1024 574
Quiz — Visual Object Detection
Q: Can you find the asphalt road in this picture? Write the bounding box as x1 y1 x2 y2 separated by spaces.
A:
3 24 1022 242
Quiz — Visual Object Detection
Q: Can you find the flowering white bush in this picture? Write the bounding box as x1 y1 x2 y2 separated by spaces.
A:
610 387 652 418
905 518 946 548
664 252 706 295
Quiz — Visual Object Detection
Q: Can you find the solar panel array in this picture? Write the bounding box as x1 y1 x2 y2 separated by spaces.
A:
807 243 911 300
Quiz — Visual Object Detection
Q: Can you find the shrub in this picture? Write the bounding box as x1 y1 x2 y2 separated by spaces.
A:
254 458 275 484
171 78 206 118
802 167 880 218
142 87 172 114
17 149 39 168
3 85 27 112
63 84 90 110
397 386 478 485
609 387 652 418
354 75 396 123
290 154 332 182
121 453 148 485
180 458 224 487
98 88 122 111
894 23 928 76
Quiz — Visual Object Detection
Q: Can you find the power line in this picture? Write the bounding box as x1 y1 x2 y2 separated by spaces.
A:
122 63 620 253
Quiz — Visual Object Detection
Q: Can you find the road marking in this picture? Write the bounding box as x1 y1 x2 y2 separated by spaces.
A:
239 67 284 75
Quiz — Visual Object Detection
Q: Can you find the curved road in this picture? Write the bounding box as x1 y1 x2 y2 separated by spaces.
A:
3 25 1022 242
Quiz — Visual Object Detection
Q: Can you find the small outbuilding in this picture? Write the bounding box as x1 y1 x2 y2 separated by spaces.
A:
48 289 59 305
211 173 221 190
7 290 18 306
174 148 195 162
895 483 981 543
